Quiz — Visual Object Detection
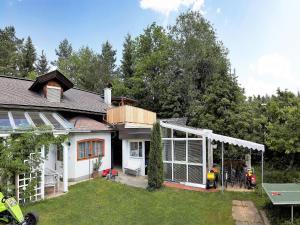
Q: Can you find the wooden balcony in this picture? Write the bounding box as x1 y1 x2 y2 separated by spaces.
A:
106 105 156 126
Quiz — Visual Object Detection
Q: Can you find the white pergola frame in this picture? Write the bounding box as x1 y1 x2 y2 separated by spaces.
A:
0 110 72 202
160 121 265 190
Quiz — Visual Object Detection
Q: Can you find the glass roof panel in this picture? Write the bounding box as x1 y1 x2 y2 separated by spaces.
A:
11 111 31 129
27 112 46 127
0 112 11 130
42 112 65 130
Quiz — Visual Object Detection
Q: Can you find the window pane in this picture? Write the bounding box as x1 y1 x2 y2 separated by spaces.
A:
0 112 11 130
11 111 30 129
43 112 64 129
174 141 186 161
92 141 100 157
28 112 45 127
85 142 90 158
78 142 85 159
130 142 138 157
130 141 142 157
130 142 138 151
162 128 172 138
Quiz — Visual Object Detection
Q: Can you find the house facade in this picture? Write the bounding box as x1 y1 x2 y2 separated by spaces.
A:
0 70 264 203
0 70 156 202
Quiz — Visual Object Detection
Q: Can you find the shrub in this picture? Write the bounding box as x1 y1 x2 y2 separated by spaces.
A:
148 122 163 189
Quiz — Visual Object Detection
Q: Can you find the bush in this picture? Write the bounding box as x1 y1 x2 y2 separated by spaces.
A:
148 122 163 189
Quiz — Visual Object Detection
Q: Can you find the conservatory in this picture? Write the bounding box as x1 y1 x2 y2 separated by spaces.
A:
0 110 72 203
160 120 265 190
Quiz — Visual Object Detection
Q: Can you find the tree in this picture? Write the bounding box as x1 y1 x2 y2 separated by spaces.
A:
35 50 50 75
265 90 300 169
148 122 164 189
121 34 135 80
55 38 73 61
99 41 117 90
133 23 173 113
20 36 36 77
68 47 101 92
54 39 73 80
0 26 23 76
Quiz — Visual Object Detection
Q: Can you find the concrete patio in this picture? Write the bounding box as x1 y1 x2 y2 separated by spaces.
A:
114 171 148 189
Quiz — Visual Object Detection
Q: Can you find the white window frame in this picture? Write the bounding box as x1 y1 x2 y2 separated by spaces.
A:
129 141 144 158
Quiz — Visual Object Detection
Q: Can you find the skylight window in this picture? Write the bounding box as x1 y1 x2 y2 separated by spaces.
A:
0 112 11 130
27 112 45 127
43 112 64 130
11 111 30 129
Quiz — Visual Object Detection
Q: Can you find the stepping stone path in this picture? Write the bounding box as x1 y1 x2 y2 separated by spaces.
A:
232 200 270 225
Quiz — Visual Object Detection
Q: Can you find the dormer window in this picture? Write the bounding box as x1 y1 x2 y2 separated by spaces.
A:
47 85 62 102
28 70 74 103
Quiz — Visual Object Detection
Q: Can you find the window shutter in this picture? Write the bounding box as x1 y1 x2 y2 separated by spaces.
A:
47 86 61 103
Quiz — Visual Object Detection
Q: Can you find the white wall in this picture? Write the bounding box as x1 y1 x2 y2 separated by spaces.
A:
44 144 64 178
68 132 111 181
45 144 56 171
122 139 149 176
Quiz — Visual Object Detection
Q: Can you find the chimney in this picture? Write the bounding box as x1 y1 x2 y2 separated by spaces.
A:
104 87 111 105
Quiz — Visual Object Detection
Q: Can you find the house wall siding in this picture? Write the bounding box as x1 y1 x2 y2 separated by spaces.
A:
69 132 111 181
122 139 149 176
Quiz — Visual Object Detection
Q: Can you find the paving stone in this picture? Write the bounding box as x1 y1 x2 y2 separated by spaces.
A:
232 200 264 225
235 221 249 225
233 200 243 206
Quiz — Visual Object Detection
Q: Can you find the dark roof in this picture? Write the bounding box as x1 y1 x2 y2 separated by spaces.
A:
0 75 109 114
29 70 74 92
29 70 74 91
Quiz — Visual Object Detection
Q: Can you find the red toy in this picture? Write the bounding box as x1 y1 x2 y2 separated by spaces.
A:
101 169 118 177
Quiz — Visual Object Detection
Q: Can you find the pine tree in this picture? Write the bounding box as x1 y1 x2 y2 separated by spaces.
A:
148 122 164 189
20 36 36 77
121 34 135 80
99 41 117 89
36 50 50 75
55 38 72 61
54 39 73 79
0 26 23 76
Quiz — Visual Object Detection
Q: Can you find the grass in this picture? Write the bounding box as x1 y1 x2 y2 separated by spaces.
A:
23 179 266 225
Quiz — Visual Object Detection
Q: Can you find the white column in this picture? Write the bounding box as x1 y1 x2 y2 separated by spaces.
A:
202 137 206 186
207 139 213 169
62 142 69 192
41 145 45 199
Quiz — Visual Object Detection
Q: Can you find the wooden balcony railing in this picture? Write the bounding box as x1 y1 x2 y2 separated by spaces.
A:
106 105 156 125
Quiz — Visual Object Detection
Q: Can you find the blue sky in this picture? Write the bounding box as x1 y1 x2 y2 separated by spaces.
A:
1 0 299 96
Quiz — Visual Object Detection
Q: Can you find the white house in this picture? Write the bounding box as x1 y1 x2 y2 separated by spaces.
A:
0 70 264 203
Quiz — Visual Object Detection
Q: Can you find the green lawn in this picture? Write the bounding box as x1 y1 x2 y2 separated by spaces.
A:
23 179 267 225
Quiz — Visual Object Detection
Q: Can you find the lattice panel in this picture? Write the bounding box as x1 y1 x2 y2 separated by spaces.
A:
173 164 187 182
16 152 44 204
188 140 202 163
188 165 203 184
174 141 186 161
163 163 172 181
163 140 172 161
17 171 43 204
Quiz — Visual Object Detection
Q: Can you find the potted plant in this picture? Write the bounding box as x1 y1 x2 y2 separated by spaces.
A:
92 156 102 178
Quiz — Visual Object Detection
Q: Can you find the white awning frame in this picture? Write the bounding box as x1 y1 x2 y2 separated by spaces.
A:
208 133 265 152
160 121 265 152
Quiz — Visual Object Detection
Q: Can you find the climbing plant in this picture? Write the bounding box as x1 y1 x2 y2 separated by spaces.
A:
0 126 66 198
